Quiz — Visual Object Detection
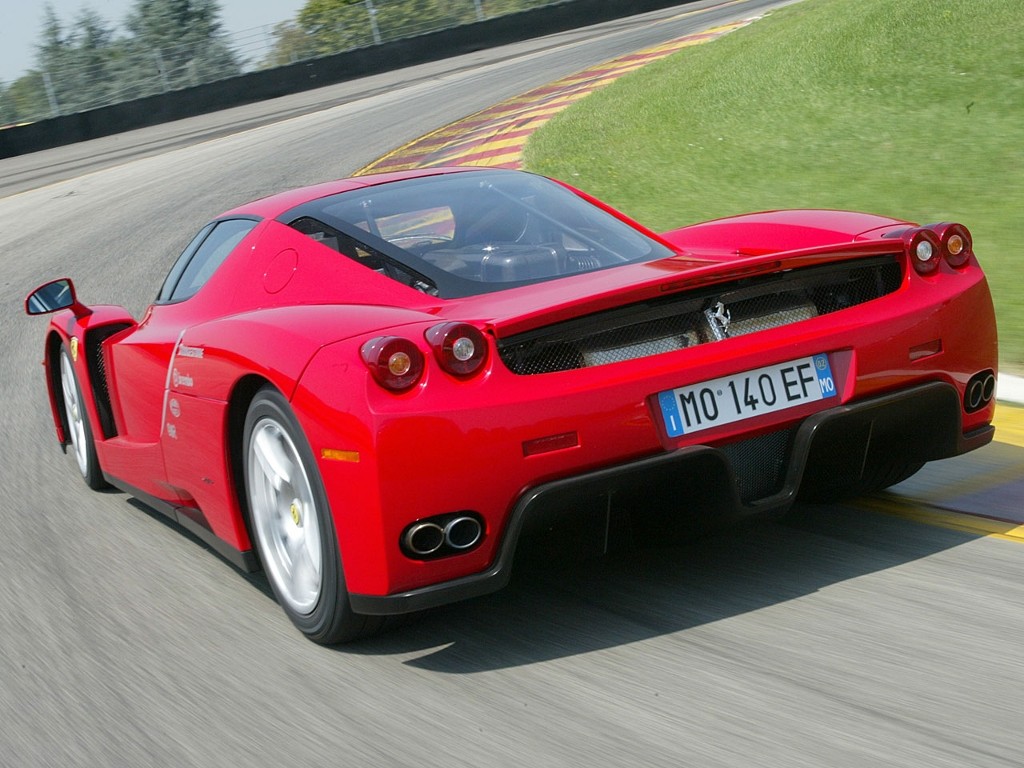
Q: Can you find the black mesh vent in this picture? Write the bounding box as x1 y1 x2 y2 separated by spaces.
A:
86 325 130 439
498 256 901 375
718 427 796 503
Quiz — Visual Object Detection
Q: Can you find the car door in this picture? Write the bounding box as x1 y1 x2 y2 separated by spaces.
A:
99 219 258 501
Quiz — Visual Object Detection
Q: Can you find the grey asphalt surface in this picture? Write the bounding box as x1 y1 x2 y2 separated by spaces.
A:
2 2 1022 766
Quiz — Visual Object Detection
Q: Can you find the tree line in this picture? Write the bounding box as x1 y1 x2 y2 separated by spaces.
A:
1 1 239 124
0 0 560 126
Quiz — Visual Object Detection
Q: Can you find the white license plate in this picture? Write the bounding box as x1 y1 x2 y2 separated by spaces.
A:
658 354 837 438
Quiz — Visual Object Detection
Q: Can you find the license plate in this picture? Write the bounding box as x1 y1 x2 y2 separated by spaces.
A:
658 354 836 438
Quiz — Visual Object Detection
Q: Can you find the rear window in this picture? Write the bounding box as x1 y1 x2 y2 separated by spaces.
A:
280 170 672 298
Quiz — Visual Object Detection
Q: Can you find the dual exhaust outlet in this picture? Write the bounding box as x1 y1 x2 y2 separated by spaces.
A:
965 370 996 413
402 514 484 559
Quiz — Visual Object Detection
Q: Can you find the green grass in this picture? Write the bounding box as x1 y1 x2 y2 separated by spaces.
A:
525 0 1024 372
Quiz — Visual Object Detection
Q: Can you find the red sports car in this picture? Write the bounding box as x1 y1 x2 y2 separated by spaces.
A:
26 167 997 642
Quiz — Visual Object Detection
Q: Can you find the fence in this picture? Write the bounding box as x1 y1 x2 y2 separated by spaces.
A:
2 0 572 124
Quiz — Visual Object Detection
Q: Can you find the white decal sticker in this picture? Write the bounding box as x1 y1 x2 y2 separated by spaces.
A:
172 369 194 388
169 398 181 418
166 423 178 439
178 345 205 359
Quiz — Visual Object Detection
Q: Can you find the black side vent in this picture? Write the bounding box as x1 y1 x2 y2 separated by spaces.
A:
86 325 130 439
498 256 901 375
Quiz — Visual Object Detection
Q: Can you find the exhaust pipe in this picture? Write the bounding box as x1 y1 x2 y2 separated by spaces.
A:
967 379 985 411
401 514 484 558
982 372 996 402
964 370 996 413
403 522 444 556
444 516 483 550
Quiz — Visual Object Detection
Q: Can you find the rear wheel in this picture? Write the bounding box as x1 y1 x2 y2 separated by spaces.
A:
58 347 106 490
243 386 384 643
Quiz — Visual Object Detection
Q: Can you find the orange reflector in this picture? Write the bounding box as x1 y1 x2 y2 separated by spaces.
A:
321 448 360 463
909 339 943 361
388 351 412 376
523 431 579 457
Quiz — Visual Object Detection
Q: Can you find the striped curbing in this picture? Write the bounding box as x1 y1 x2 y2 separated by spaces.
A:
356 21 753 175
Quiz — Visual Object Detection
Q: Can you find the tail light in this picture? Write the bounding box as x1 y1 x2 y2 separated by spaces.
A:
425 322 488 377
903 223 974 274
903 228 942 275
361 336 424 391
932 222 973 268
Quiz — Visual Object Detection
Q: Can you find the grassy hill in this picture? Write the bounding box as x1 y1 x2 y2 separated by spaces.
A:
525 0 1023 371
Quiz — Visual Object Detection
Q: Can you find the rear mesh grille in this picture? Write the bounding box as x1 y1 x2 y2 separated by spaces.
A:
498 256 901 375
718 428 795 503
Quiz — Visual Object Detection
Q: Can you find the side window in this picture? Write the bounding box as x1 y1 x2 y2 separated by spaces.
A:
158 223 214 302
157 219 258 303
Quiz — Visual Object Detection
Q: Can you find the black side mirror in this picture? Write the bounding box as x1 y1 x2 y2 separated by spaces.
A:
25 278 89 317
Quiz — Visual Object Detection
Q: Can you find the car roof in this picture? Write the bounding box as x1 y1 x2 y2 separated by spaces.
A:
219 166 489 220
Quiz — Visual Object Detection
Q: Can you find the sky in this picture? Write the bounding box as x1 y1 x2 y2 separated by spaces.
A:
0 0 308 83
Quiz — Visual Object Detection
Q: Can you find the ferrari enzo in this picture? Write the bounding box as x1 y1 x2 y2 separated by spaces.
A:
26 167 997 642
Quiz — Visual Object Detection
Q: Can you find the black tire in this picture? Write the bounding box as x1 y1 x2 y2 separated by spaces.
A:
58 346 107 490
242 386 385 643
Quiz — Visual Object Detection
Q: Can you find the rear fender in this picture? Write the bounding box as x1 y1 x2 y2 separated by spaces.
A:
156 304 433 555
173 304 439 403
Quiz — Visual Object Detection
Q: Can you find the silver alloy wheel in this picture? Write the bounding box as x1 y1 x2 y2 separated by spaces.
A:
247 417 323 615
60 350 90 478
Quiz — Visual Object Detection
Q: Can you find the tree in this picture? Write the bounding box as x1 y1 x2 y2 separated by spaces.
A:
277 0 479 61
120 0 241 96
66 9 121 110
30 5 120 116
294 0 373 56
263 21 319 68
262 0 552 71
34 5 75 115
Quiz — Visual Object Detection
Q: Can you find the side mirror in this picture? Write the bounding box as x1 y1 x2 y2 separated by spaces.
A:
25 278 90 317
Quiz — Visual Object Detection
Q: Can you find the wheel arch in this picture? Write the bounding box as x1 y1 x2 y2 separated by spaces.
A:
42 309 134 446
236 380 391 642
225 373 276 566
44 329 70 446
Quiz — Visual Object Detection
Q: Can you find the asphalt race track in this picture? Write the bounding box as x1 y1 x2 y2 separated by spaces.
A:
2 2 1022 765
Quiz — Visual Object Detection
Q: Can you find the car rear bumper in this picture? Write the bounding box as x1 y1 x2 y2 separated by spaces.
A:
348 380 992 615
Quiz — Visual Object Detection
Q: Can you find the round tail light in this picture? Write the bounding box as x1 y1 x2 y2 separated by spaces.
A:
933 222 973 268
425 322 489 377
361 336 424 391
904 228 942 275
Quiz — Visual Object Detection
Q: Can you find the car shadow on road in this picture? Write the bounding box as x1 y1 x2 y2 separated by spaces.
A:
124 496 279 600
342 499 988 672
116 436 1022 668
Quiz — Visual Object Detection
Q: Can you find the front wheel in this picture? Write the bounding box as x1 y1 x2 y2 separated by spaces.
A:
58 347 106 490
243 386 383 643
